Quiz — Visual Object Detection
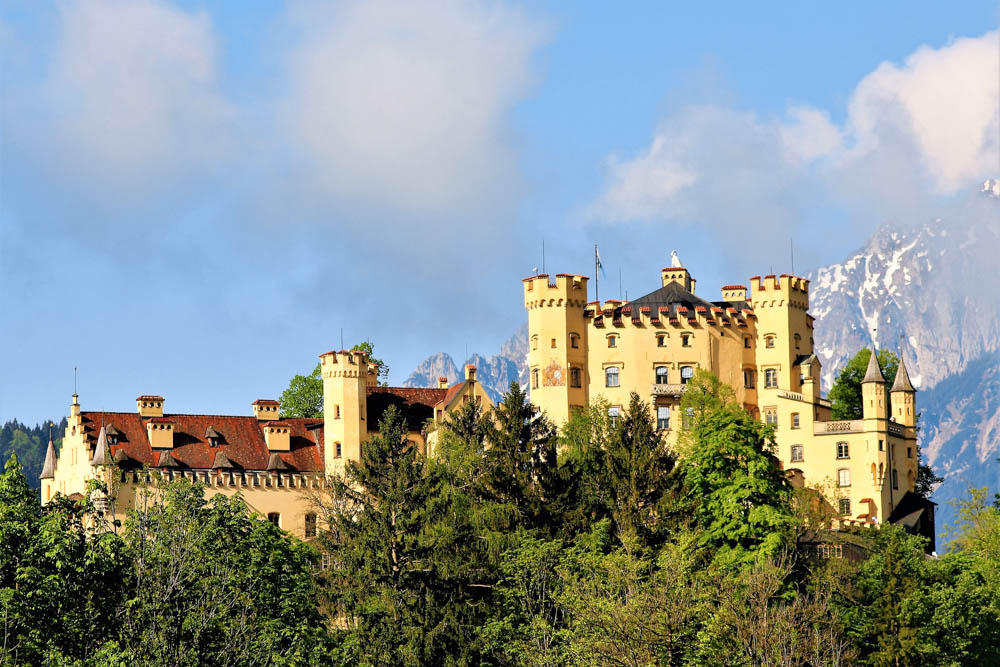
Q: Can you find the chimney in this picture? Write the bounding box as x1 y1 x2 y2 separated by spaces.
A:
136 395 164 418
438 376 449 389
263 422 291 451
146 418 175 449
465 365 477 383
252 399 280 421
722 284 747 302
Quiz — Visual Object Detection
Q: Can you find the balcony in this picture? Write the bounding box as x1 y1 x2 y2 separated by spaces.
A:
651 383 688 397
887 421 904 437
814 420 864 435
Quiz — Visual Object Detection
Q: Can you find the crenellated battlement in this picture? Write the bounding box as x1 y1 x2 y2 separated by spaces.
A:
523 273 589 309
750 274 810 310
319 349 369 379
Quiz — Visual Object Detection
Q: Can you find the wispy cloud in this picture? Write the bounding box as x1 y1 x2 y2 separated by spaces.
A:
5 0 233 213
589 31 999 244
280 0 548 219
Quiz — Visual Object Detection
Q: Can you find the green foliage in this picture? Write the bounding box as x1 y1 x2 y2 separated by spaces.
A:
679 370 795 562
280 363 323 418
829 349 899 420
0 418 66 489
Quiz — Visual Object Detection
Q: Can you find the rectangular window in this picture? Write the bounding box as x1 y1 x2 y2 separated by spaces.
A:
655 367 669 384
531 369 539 389
765 336 775 348
837 442 849 459
892 469 898 490
570 334 579 349
744 369 755 389
790 445 803 462
608 336 617 348
657 406 670 431
907 447 913 459
764 368 778 388
605 367 620 387
608 406 620 426
681 334 692 347
267 512 281 528
879 439 884 452
304 513 317 538
657 335 666 347
791 413 800 429
837 469 851 487
838 498 851 515
570 367 582 388
765 409 778 428
335 442 342 458
744 336 751 349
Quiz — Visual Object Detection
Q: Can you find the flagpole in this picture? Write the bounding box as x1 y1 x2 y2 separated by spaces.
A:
594 244 599 303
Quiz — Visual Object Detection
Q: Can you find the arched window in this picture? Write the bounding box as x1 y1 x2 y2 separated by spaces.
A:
680 366 694 384
655 366 669 384
531 368 539 389
605 367 620 387
531 335 538 350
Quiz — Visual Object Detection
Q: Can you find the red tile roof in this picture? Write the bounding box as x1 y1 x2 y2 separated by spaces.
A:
80 411 323 472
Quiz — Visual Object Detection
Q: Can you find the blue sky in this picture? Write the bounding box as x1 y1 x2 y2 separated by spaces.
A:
2 0 998 424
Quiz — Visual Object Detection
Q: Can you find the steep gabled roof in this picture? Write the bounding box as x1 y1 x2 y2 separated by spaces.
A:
862 350 886 384
91 425 111 466
40 437 57 479
891 360 916 392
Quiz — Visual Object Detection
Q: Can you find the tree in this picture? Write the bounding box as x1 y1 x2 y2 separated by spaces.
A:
679 370 795 562
322 405 489 665
479 382 560 534
828 349 899 420
280 341 388 418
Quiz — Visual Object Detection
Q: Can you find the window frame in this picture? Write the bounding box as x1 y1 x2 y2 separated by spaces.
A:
764 368 778 388
681 333 692 347
836 442 849 459
790 445 803 462
570 367 582 388
605 366 620 387
304 513 318 538
838 498 851 515
656 406 670 431
607 405 621 426
655 365 669 385
791 412 800 429
607 334 618 348
837 468 851 487
680 365 695 385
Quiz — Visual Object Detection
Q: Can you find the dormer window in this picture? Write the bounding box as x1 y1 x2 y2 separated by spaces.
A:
205 425 222 447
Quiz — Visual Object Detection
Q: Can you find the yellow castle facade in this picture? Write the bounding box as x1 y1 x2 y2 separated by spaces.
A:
40 353 491 539
523 261 925 529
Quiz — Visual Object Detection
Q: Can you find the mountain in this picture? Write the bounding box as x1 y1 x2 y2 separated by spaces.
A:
402 324 528 402
808 187 1000 535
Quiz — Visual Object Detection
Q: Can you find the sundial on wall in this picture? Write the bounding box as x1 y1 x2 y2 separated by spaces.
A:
543 360 565 387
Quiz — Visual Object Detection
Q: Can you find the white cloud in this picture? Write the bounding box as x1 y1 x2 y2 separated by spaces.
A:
282 0 547 217
7 0 232 209
590 31 999 235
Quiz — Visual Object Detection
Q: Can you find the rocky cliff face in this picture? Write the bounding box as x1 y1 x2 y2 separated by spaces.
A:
402 324 527 403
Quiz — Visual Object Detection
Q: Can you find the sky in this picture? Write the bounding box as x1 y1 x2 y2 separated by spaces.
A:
1 0 998 425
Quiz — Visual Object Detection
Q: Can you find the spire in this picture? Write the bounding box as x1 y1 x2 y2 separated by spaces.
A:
891 359 916 392
91 425 111 466
862 349 885 384
40 431 57 479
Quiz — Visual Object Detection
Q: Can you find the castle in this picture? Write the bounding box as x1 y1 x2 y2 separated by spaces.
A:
523 258 932 536
39 353 491 539
39 255 933 543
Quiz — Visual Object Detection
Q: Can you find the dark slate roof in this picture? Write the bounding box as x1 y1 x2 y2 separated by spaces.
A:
794 354 819 367
891 360 916 392
365 386 445 433
862 350 886 383
629 281 719 313
91 426 111 466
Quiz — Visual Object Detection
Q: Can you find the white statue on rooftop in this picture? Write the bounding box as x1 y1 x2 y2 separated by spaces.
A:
670 250 682 267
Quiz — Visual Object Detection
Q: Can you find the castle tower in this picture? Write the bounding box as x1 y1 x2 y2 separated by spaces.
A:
523 273 589 427
861 350 889 423
320 349 368 474
890 359 916 427
750 274 812 394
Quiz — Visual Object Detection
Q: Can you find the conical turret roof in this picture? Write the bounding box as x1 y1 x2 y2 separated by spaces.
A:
40 435 57 479
862 350 886 384
891 359 916 392
91 425 111 466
